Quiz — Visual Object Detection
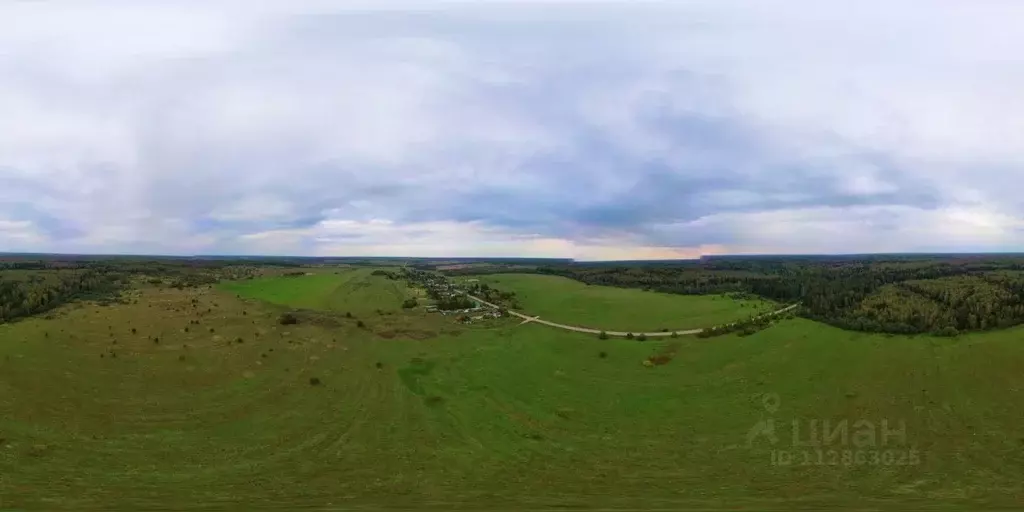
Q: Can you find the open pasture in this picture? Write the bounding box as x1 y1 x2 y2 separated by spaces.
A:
459 273 775 332
220 268 417 316
1 270 1023 508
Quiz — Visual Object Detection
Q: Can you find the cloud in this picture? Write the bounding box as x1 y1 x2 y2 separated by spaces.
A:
0 219 45 250
230 216 718 261
2 0 1024 259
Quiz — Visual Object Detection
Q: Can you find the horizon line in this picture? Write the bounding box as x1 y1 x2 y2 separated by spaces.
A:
4 250 1024 263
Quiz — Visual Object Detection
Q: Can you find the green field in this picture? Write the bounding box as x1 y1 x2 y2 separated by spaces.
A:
220 268 418 315
2 272 1024 508
460 273 775 331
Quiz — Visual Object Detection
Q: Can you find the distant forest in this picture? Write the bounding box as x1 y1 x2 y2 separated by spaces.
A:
457 255 1024 336
0 259 260 324
0 269 124 323
11 253 1024 336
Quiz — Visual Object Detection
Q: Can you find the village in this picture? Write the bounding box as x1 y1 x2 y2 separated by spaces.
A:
400 268 505 323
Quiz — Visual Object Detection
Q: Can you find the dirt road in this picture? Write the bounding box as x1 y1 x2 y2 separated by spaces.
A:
465 294 799 337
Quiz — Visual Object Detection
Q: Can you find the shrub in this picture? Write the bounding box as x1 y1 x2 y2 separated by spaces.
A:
637 334 647 341
278 313 299 325
309 377 321 386
598 351 608 359
375 362 383 369
598 331 609 340
357 320 366 328
402 298 418 309
235 337 243 344
131 328 137 334
346 312 353 318
648 354 672 366
670 331 679 338
626 333 635 340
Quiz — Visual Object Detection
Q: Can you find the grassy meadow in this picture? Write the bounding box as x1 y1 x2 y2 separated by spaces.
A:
1 270 1023 508
458 273 775 331
220 268 420 316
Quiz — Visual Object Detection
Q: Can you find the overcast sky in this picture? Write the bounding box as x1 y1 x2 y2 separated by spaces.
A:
2 1 1023 260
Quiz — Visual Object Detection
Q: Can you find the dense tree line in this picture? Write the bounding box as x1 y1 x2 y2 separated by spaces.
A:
0 257 264 323
432 295 476 311
465 283 521 309
371 269 402 280
0 270 125 323
529 256 1024 335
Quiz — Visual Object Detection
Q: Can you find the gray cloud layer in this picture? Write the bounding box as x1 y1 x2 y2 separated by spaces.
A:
2 0 1023 259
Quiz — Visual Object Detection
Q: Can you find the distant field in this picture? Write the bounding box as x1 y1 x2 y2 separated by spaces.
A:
459 273 775 331
2 275 1023 509
220 268 416 315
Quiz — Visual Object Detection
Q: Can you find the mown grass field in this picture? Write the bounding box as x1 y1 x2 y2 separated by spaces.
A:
459 273 775 331
2 273 1023 508
220 268 418 316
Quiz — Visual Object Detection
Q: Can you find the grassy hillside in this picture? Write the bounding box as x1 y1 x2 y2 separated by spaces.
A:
2 274 1023 508
220 268 417 315
459 273 775 331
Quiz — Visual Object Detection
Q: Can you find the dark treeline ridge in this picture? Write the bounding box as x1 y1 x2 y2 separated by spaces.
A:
0 257 262 324
526 255 1024 336
430 294 475 311
0 269 125 323
371 269 401 279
